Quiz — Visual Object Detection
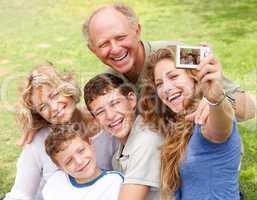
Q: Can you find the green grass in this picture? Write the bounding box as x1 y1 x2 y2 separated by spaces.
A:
0 0 256 198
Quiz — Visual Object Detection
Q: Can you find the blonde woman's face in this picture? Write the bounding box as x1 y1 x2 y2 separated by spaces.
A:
31 84 76 124
154 58 195 113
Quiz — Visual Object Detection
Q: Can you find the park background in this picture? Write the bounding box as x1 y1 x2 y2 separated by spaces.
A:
0 0 256 199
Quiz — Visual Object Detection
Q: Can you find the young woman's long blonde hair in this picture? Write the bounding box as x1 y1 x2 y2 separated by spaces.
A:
140 48 202 199
17 63 81 133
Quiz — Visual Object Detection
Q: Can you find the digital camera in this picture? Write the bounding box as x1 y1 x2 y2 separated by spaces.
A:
176 45 211 69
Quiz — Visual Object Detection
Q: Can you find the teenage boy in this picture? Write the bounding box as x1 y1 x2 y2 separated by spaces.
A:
42 125 123 200
84 73 163 200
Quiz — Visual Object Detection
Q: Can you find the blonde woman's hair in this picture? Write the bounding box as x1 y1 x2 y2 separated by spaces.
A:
140 48 202 199
17 63 81 133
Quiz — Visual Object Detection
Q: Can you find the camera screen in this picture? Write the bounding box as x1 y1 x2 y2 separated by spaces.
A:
179 48 200 65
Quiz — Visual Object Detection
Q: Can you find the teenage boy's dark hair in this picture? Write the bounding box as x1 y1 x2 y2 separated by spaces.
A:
84 73 135 111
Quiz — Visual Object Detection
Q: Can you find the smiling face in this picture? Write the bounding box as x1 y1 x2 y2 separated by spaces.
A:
88 7 142 74
31 84 76 124
154 58 195 113
89 89 136 144
54 136 98 183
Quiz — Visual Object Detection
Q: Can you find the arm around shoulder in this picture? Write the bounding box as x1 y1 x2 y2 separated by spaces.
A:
234 92 256 122
222 76 256 122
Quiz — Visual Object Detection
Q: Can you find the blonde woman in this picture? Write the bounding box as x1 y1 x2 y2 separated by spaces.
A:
4 64 117 200
141 48 241 200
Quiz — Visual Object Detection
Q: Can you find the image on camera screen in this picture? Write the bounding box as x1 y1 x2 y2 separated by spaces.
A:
180 48 200 65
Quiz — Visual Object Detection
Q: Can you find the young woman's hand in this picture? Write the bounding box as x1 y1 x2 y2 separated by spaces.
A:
196 54 224 103
185 99 209 125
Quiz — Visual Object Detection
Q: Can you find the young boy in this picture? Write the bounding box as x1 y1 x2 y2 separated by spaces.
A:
84 73 163 200
42 124 123 200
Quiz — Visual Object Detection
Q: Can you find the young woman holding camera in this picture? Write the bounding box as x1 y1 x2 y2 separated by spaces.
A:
141 48 241 200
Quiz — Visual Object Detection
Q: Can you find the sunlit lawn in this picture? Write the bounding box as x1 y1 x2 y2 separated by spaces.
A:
0 0 256 199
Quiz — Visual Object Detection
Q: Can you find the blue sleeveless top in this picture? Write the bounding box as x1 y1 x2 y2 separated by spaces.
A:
177 119 241 200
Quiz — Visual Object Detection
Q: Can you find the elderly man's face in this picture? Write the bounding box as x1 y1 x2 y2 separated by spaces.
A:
88 8 141 74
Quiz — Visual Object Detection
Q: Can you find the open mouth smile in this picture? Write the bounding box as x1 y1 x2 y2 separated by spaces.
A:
111 51 128 62
77 160 90 172
167 92 182 103
109 118 124 129
52 105 66 119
